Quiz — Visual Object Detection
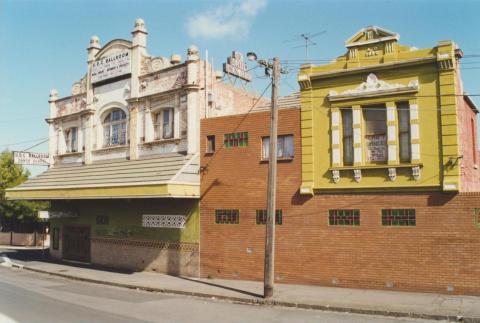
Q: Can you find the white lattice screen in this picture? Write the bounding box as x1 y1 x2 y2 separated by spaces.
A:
142 214 186 228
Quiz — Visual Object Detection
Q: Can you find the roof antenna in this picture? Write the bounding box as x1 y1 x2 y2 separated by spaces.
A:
283 31 327 62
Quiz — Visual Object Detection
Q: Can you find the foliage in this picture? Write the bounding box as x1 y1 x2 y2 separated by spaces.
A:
0 150 49 232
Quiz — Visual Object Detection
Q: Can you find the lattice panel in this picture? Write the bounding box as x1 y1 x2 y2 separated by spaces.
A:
142 214 186 228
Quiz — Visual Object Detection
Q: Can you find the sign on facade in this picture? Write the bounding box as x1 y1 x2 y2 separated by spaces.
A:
49 211 78 219
13 151 49 166
223 51 251 82
142 214 186 229
38 211 50 219
91 50 131 84
365 135 387 162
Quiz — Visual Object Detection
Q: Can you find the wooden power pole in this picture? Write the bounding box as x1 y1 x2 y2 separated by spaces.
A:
264 57 280 298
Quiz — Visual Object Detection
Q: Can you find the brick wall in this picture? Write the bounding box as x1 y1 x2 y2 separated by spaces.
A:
200 108 480 295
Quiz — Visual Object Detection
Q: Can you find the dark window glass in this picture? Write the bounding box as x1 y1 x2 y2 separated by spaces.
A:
256 209 282 225
215 209 239 224
382 209 416 226
329 209 360 226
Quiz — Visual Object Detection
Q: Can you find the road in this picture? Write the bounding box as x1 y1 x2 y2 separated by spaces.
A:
0 266 444 323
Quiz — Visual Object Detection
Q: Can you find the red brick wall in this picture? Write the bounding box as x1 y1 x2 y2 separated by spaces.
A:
200 108 480 295
459 97 480 191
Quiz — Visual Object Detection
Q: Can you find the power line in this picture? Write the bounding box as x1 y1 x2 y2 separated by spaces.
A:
202 81 273 171
0 137 48 149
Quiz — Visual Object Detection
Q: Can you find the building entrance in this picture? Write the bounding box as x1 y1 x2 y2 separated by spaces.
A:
63 225 91 263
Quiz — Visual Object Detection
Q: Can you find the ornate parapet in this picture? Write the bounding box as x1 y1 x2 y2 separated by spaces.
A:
56 94 87 117
138 66 187 97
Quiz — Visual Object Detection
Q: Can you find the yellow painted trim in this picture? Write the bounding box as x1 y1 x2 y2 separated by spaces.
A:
5 183 200 200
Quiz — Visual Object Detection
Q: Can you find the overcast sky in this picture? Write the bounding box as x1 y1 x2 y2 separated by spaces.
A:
1 0 479 176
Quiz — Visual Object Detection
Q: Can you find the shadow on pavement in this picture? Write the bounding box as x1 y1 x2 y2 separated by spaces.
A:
0 247 135 275
176 275 263 298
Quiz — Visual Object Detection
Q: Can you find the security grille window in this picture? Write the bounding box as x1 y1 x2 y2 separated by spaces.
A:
256 209 282 225
103 109 127 147
52 228 59 250
397 102 411 162
154 108 174 140
341 109 353 165
64 127 78 153
262 135 294 159
224 132 248 148
329 209 360 226
364 105 387 163
96 215 109 225
206 135 215 153
215 209 239 224
382 209 416 226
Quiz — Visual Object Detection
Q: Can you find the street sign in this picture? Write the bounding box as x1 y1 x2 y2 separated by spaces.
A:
38 211 50 219
13 151 49 166
223 51 252 82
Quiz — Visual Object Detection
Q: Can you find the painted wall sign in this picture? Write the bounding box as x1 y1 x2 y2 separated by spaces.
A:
91 51 131 84
365 134 387 162
49 211 78 218
223 51 251 82
13 151 49 166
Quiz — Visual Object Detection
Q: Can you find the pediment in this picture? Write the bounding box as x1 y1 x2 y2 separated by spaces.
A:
95 39 132 59
345 26 399 48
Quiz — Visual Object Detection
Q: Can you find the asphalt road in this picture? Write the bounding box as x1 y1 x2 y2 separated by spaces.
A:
0 265 444 323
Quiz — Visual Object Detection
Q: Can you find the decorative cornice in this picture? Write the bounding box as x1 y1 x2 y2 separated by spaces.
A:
309 56 435 80
328 73 419 102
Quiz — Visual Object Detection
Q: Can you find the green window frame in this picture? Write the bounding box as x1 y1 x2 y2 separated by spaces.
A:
224 132 248 148
382 209 416 226
256 209 282 225
329 209 360 226
215 209 239 224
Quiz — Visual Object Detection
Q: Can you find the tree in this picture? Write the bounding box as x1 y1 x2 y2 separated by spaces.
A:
0 150 49 232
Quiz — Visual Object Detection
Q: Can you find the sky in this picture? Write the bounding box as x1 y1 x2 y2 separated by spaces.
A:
1 0 479 177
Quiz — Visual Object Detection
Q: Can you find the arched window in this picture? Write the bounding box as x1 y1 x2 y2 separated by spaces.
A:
154 108 174 140
103 109 127 147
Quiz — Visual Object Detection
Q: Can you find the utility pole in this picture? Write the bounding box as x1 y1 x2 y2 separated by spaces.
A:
264 57 280 298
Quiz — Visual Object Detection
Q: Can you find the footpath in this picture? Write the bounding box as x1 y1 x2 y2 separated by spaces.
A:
1 246 479 322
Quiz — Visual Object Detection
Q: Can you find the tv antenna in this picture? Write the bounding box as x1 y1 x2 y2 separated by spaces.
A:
283 31 327 61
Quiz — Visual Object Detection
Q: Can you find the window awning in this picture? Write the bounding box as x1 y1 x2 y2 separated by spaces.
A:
6 153 199 200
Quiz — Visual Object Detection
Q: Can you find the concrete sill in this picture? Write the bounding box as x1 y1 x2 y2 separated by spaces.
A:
93 145 129 153
260 157 294 163
329 163 423 171
56 152 83 157
141 138 181 147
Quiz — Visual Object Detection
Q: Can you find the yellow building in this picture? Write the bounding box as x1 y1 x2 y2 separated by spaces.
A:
298 26 479 194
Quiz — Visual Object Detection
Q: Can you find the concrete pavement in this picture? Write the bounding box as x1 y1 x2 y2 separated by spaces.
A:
1 247 479 322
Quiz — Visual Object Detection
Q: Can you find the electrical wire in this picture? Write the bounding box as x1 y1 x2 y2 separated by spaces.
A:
202 81 273 171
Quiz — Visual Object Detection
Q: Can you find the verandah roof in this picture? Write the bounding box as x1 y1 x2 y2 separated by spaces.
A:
6 153 199 200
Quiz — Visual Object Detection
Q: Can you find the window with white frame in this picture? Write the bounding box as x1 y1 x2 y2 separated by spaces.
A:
341 109 353 165
262 134 294 159
363 105 387 163
154 108 174 140
103 109 127 147
64 127 78 153
397 102 411 162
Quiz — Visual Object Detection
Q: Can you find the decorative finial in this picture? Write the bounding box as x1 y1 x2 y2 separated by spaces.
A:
187 45 199 61
133 18 146 32
49 89 58 102
89 35 100 49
